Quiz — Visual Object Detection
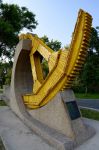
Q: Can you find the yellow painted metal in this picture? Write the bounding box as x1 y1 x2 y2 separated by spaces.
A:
19 9 92 109
48 51 60 72
30 54 37 81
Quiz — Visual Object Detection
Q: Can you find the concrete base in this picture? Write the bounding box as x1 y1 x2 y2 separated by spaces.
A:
3 40 95 150
2 87 95 150
28 90 95 149
0 106 98 150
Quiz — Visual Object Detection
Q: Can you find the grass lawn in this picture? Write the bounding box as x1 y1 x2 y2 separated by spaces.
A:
80 108 99 121
0 137 5 150
75 93 99 99
0 89 3 93
0 100 6 106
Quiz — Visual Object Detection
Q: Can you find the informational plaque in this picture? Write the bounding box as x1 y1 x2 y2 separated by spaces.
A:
66 101 81 120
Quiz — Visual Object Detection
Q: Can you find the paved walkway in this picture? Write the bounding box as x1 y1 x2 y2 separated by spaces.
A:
77 99 99 110
76 119 99 150
0 106 55 150
0 106 99 150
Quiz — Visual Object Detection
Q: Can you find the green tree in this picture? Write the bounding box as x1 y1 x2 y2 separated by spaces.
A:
0 61 12 87
81 27 99 93
41 35 61 51
73 27 99 93
0 2 38 87
0 3 38 60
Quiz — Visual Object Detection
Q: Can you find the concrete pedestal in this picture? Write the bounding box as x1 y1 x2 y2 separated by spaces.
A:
7 40 95 150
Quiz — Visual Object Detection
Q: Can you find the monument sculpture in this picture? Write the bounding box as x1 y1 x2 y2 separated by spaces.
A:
19 9 92 109
8 9 95 150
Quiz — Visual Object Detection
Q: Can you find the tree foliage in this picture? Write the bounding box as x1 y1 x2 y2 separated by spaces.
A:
41 35 61 51
0 2 38 86
0 1 99 93
73 27 99 93
0 3 38 59
82 27 99 93
0 61 12 87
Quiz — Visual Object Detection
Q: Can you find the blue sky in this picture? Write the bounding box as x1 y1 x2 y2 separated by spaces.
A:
3 0 99 47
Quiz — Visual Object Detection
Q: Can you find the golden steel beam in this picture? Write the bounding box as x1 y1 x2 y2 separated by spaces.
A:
19 9 92 109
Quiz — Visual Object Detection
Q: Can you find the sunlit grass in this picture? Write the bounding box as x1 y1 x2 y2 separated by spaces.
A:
76 93 99 99
0 100 6 106
80 108 99 121
0 137 5 150
0 89 3 93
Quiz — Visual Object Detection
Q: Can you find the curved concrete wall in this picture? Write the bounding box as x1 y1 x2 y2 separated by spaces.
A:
10 39 74 138
10 39 33 117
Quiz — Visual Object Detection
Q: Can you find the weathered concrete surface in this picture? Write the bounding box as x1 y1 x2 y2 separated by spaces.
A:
0 106 56 150
29 92 74 138
75 118 99 150
0 106 98 150
29 89 95 147
10 39 33 118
